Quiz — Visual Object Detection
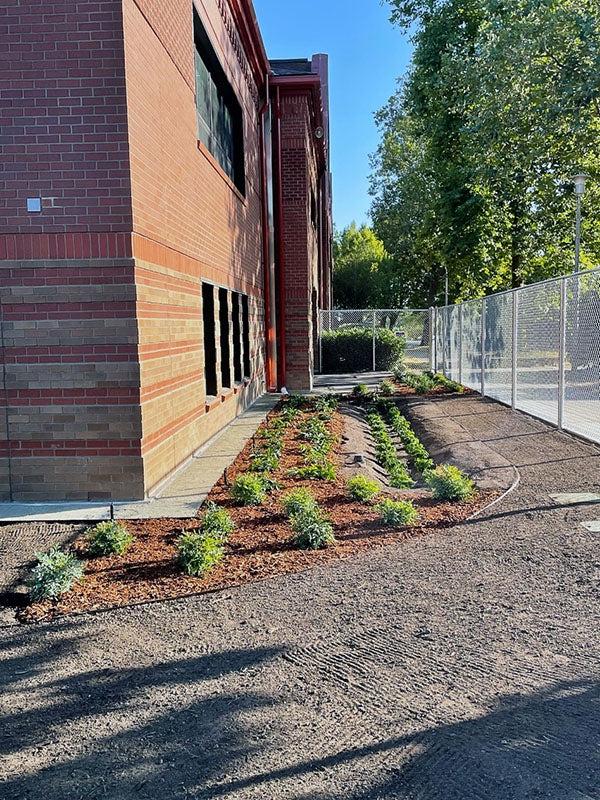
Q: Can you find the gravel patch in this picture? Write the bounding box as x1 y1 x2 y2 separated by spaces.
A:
0 395 599 799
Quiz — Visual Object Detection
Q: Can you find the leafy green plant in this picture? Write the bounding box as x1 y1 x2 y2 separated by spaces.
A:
249 447 280 473
347 475 380 502
378 498 419 527
201 502 235 541
379 379 395 396
353 383 371 398
289 461 337 481
230 473 267 506
291 507 335 550
87 521 134 557
281 487 317 518
425 464 475 501
177 532 223 577
28 548 84 601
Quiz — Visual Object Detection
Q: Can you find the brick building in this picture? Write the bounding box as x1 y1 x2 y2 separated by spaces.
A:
0 0 332 502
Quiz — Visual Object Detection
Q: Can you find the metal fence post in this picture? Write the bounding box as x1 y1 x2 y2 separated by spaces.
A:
372 310 376 372
511 290 518 410
558 277 567 430
429 307 436 372
480 298 486 397
319 310 323 375
458 304 463 385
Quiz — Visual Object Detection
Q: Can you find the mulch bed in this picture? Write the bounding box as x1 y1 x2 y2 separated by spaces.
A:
21 395 496 624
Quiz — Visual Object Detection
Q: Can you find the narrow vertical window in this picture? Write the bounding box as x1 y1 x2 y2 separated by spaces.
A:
193 7 245 194
232 292 243 383
202 283 218 397
218 288 231 389
242 294 251 378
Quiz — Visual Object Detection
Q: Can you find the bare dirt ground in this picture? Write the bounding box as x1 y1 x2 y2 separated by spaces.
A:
1 394 599 799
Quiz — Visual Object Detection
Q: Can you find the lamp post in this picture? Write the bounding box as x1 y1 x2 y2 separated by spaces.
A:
571 173 588 273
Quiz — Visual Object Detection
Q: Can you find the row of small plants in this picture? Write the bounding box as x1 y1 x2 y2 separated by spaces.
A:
382 401 434 475
366 405 475 502
366 411 414 488
394 369 465 395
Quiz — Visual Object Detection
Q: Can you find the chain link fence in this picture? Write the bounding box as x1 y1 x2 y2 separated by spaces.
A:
433 268 600 445
321 268 600 445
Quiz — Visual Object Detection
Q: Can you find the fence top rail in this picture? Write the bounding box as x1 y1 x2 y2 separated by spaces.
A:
436 266 600 311
326 308 430 314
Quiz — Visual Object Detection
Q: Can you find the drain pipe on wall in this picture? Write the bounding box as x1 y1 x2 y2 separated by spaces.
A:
258 71 276 390
273 84 287 389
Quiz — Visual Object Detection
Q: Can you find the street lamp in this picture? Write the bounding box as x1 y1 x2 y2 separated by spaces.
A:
571 173 588 273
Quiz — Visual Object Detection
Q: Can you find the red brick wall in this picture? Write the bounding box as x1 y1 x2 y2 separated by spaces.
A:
279 90 320 391
0 0 142 500
122 0 267 493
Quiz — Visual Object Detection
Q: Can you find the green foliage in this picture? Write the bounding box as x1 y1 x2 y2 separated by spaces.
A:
353 383 371 398
347 475 381 503
333 223 392 308
321 327 404 374
425 464 475 501
298 417 333 451
378 498 419 527
281 487 318 518
249 447 280 473
379 380 395 397
177 531 223 577
427 372 465 394
289 460 337 482
87 521 133 557
387 406 434 474
230 474 267 506
200 502 235 541
367 411 414 488
28 548 84 601
370 0 600 307
291 507 336 550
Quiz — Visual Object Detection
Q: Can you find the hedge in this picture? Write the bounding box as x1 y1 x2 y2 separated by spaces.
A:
321 326 404 373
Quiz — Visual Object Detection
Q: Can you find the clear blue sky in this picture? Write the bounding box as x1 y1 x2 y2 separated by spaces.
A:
253 0 413 231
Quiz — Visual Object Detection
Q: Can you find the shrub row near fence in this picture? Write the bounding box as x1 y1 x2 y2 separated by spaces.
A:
322 327 404 373
384 404 434 474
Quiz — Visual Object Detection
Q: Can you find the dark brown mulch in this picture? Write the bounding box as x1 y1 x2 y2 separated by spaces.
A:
21 398 496 623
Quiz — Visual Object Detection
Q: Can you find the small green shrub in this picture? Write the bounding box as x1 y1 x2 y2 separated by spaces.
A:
249 447 280 473
379 379 394 397
425 464 475 501
28 548 84 601
347 475 380 502
230 473 267 506
177 532 223 577
201 502 235 540
387 406 435 475
281 487 317 518
87 521 133 557
321 326 404 373
378 498 419 527
289 461 337 481
291 508 335 550
352 383 370 398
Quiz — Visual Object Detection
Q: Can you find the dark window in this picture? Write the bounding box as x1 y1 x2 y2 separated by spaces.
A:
193 8 245 194
242 294 251 377
232 292 243 383
218 288 231 389
202 283 218 397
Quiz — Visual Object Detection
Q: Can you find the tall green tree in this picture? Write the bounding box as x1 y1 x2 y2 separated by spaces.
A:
333 223 396 308
370 0 600 307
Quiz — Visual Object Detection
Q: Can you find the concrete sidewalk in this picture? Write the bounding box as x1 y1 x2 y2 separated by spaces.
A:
0 394 279 524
